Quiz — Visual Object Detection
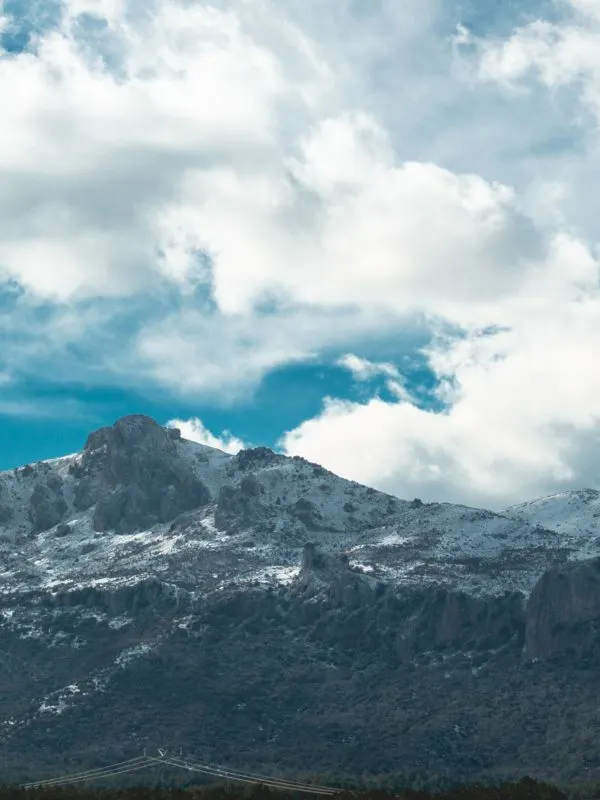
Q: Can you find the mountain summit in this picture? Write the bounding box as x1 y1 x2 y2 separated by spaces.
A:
2 416 600 784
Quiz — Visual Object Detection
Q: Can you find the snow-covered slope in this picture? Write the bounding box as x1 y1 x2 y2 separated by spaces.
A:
0 414 596 601
503 489 600 562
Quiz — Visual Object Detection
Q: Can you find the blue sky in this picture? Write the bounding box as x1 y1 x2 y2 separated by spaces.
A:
1 349 439 469
2 0 600 508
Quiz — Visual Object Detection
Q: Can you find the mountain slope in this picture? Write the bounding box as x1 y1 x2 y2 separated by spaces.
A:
2 415 600 785
503 490 600 561
0 415 587 600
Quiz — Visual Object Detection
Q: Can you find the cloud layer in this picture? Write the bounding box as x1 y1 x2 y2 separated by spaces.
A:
3 0 600 506
280 0 600 509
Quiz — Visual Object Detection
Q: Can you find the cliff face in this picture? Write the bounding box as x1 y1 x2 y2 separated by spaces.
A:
76 415 211 533
524 557 600 660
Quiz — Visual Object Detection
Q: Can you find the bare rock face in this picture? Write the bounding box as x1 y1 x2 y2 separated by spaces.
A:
214 480 267 533
0 481 13 525
395 588 525 659
47 577 190 616
294 544 525 657
296 542 375 608
289 497 324 530
28 478 68 533
74 415 210 534
525 557 600 660
233 447 283 471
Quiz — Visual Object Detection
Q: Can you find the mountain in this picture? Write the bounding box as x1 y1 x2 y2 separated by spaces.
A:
2 415 600 786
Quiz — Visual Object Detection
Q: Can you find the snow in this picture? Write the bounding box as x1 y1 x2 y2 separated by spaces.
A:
2 426 600 607
38 684 82 716
502 490 600 562
115 643 156 667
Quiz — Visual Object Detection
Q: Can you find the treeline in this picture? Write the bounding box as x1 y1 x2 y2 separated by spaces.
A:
0 776 568 800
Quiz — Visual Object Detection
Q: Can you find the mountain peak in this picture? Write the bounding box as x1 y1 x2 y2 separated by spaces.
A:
83 414 180 454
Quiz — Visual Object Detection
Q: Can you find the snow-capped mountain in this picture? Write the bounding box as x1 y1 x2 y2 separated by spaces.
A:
3 415 600 786
0 414 591 601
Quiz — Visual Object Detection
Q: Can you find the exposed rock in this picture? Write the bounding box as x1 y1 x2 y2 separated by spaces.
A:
289 497 324 530
295 543 375 608
28 480 68 533
9 416 600 785
525 557 600 659
47 577 191 615
0 482 13 525
240 473 261 497
214 482 267 532
75 415 210 533
395 588 525 659
234 447 282 471
92 488 128 532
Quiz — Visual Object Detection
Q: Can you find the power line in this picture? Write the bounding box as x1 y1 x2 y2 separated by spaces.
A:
160 754 338 793
151 755 338 795
21 751 341 795
163 754 337 791
21 755 155 789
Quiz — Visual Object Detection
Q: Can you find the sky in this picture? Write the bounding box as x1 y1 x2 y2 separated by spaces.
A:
2 0 600 510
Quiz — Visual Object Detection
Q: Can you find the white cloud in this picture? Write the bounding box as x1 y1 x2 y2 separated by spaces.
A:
0 0 289 301
0 0 552 325
6 0 600 508
276 0 600 510
281 299 600 509
189 111 547 325
337 354 400 382
166 417 245 454
336 353 414 402
473 0 600 120
135 304 409 400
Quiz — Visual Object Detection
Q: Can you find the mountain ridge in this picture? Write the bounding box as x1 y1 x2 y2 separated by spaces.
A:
3 414 600 785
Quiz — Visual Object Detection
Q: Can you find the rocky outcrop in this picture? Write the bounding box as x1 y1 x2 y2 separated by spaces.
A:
525 557 600 660
289 498 324 530
28 477 68 533
233 447 283 471
295 543 376 609
214 478 268 532
394 588 525 659
47 577 191 616
73 415 210 533
0 481 13 525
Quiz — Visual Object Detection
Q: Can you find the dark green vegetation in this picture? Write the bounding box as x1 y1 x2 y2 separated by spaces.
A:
0 777 570 800
3 580 600 788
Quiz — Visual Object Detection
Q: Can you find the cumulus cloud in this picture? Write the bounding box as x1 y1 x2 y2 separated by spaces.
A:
0 0 553 321
5 0 600 507
336 353 415 403
281 283 600 510
167 417 245 454
0 0 290 301
179 109 548 325
473 0 600 120
135 304 407 400
280 1 600 509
